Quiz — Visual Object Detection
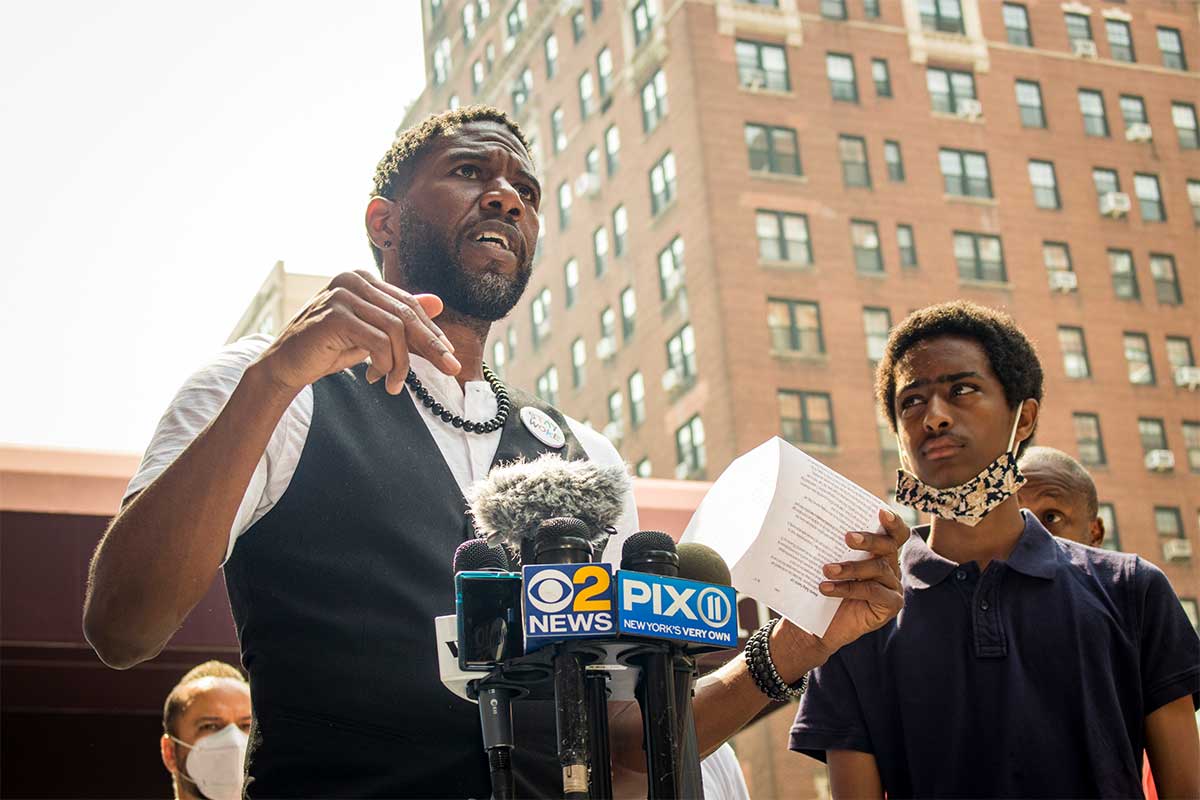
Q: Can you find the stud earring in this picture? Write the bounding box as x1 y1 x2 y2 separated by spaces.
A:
383 240 392 248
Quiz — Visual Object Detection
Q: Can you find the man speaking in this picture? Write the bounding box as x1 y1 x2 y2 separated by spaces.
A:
84 107 907 797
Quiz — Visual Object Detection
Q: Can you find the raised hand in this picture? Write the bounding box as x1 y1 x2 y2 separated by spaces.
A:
255 270 461 396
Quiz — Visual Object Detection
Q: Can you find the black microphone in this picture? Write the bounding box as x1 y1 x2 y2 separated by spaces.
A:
531 517 595 800
622 531 683 800
453 539 519 800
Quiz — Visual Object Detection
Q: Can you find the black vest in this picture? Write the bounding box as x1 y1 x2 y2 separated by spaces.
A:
223 364 587 798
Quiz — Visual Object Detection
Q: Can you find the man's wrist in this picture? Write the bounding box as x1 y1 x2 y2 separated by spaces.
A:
768 619 832 684
240 359 304 410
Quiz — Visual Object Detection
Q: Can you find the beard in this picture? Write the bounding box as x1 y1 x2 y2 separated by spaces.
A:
394 204 533 321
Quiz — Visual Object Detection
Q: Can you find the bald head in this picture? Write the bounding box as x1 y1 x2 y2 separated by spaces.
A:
1018 446 1104 547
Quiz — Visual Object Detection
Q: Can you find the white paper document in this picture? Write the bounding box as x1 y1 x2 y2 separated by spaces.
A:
679 437 889 637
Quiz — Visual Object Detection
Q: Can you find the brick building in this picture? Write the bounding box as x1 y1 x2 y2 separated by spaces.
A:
404 0 1198 794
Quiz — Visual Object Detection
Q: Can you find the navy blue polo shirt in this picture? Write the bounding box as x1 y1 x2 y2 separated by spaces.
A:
789 512 1200 798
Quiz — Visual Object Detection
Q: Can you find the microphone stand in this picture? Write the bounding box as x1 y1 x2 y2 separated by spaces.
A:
672 652 703 800
585 667 613 800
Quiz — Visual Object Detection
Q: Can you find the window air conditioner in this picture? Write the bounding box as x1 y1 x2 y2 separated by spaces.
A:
1048 271 1078 292
1100 192 1131 217
1125 123 1152 143
955 98 983 120
1144 449 1175 471
661 367 682 391
574 172 601 198
595 336 616 360
1162 538 1192 562
1072 39 1098 58
1174 365 1200 389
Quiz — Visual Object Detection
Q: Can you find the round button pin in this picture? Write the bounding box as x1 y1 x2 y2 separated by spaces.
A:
520 406 566 449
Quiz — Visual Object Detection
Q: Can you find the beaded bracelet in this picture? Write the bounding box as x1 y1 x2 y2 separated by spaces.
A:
744 619 808 702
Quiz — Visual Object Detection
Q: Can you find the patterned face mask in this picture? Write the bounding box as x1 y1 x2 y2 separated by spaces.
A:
895 401 1026 527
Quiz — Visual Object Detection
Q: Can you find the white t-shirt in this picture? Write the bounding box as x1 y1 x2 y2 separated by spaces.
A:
702 743 752 800
125 335 639 563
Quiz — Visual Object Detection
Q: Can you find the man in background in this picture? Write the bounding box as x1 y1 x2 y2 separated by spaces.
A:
160 661 251 800
1017 446 1105 547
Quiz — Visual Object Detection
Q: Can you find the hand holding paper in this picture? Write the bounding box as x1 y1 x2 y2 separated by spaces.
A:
680 437 908 641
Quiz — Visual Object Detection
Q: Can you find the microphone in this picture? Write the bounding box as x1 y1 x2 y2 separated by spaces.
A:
466 454 629 565
531 517 596 800
453 539 520 800
622 531 684 800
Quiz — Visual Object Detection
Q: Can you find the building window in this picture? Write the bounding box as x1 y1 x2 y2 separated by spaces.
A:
1188 180 1200 226
864 0 880 17
658 236 686 299
863 307 891 362
1124 332 1155 385
667 324 698 386
612 205 628 255
1155 507 1183 539
462 2 477 43
1157 27 1186 70
927 67 975 114
1134 173 1165 222
506 325 517 361
557 182 572 229
1003 3 1032 46
578 71 596 119
600 305 616 346
1065 12 1092 46
1149 254 1182 305
1028 160 1061 209
1173 103 1200 149
585 147 601 180
1015 80 1046 128
448 95 461 111
736 40 790 91
1178 421 1200 473
896 224 917 268
632 0 654 47
851 220 883 273
641 69 668 132
636 458 652 477
675 415 706 478
1078 90 1109 137
1097 503 1120 550
607 390 624 431
1108 249 1139 300
767 298 824 356
492 338 507 379
839 135 871 188
511 67 533 116
1183 599 1200 634
954 231 1006 282
1140 419 1169 455
745 123 802 175
1105 19 1134 62
1058 326 1090 379
571 336 587 387
821 0 847 19
432 38 452 86
1119 94 1147 129
1092 167 1120 212
872 59 892 97
919 0 964 34
939 148 992 198
1073 412 1106 466
1043 241 1073 282
535 365 559 406
884 140 905 181
779 391 836 447
619 286 637 340
604 125 620 175
530 286 552 347
544 33 559 78
472 60 486 93
826 53 858 102
629 372 646 428
597 47 614 100
564 258 579 307
591 0 602 20
649 151 678 215
551 107 566 153
1166 336 1196 370
572 10 586 42
756 210 810 264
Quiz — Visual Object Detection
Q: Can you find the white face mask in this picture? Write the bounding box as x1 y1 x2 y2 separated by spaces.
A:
171 723 248 800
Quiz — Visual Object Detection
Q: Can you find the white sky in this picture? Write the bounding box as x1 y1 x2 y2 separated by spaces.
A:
0 1 427 454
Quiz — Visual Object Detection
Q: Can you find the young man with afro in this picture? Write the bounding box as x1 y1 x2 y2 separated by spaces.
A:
788 301 1200 798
